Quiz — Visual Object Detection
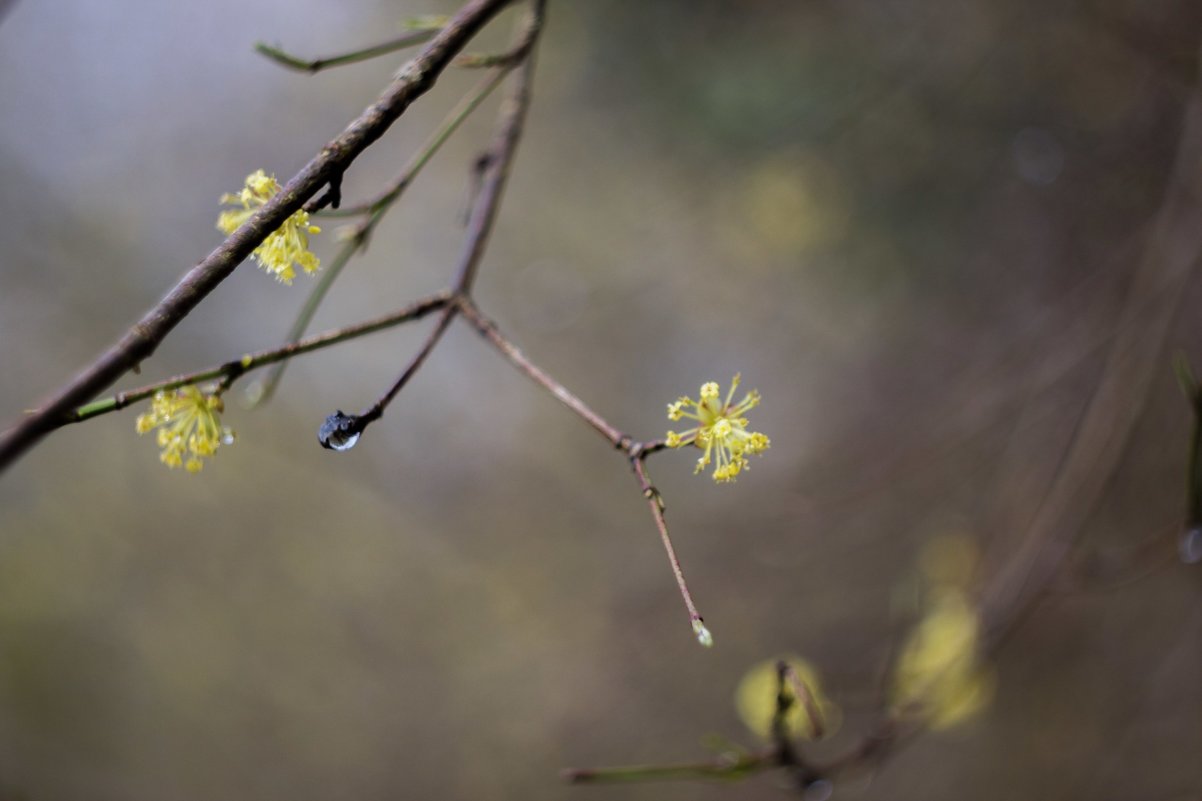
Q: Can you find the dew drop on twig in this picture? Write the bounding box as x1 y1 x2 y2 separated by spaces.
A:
318 410 365 452
692 618 714 648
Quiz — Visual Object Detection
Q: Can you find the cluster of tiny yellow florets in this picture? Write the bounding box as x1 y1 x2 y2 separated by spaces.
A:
666 374 770 483
135 386 235 472
217 169 321 284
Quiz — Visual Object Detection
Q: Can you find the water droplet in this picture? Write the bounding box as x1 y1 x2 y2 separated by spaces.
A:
220 430 236 446
692 618 714 648
1179 527 1202 565
319 410 364 451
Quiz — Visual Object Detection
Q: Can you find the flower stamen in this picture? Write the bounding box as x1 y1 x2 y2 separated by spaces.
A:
135 386 235 472
665 374 770 483
217 169 321 284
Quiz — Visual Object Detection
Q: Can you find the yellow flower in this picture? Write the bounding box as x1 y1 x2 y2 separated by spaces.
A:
891 591 995 729
666 374 770 483
217 169 321 284
135 386 235 472
734 656 841 742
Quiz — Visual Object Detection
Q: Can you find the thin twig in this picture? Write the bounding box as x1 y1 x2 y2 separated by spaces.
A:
452 49 530 70
773 661 825 793
564 663 825 788
255 29 438 73
779 661 826 741
449 28 539 294
246 69 513 408
358 307 458 428
455 297 709 643
562 752 773 785
321 68 514 219
350 2 543 429
66 292 452 424
455 298 627 446
814 58 1202 785
0 0 515 473
978 79 1202 653
631 457 709 644
243 238 360 407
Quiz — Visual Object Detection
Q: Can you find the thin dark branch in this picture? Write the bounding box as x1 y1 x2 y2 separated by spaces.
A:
450 32 538 294
321 68 513 219
0 0 515 473
255 29 438 73
245 68 512 408
779 661 826 741
67 292 452 424
456 296 709 643
358 307 457 428
978 82 1202 653
351 2 543 428
631 457 709 644
814 64 1202 785
243 238 361 408
455 297 627 447
563 751 774 785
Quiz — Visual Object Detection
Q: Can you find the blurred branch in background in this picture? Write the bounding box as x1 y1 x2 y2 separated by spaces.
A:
566 35 1202 794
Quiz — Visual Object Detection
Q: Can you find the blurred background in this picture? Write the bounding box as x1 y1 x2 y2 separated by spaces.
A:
1 0 1201 799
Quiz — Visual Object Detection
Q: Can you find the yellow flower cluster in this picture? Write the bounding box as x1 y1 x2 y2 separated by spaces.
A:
891 591 994 729
891 536 994 729
135 386 235 472
666 374 770 483
217 169 321 284
735 656 841 742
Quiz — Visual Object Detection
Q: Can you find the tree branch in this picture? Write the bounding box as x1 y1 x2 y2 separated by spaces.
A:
456 297 711 645
319 1 544 441
0 0 515 474
66 292 452 425
247 68 514 408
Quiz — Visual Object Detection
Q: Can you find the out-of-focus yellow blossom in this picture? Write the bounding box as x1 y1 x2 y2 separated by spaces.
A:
135 386 235 472
891 590 995 729
666 374 770 483
735 656 840 741
217 169 321 284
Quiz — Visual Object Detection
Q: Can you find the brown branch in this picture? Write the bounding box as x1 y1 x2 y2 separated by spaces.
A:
570 47 1202 797
247 69 515 409
812 59 1202 786
630 456 710 645
455 298 627 447
347 7 542 437
977 78 1202 653
456 297 710 644
0 0 515 474
320 68 514 220
315 2 543 451
563 750 774 785
67 292 452 425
